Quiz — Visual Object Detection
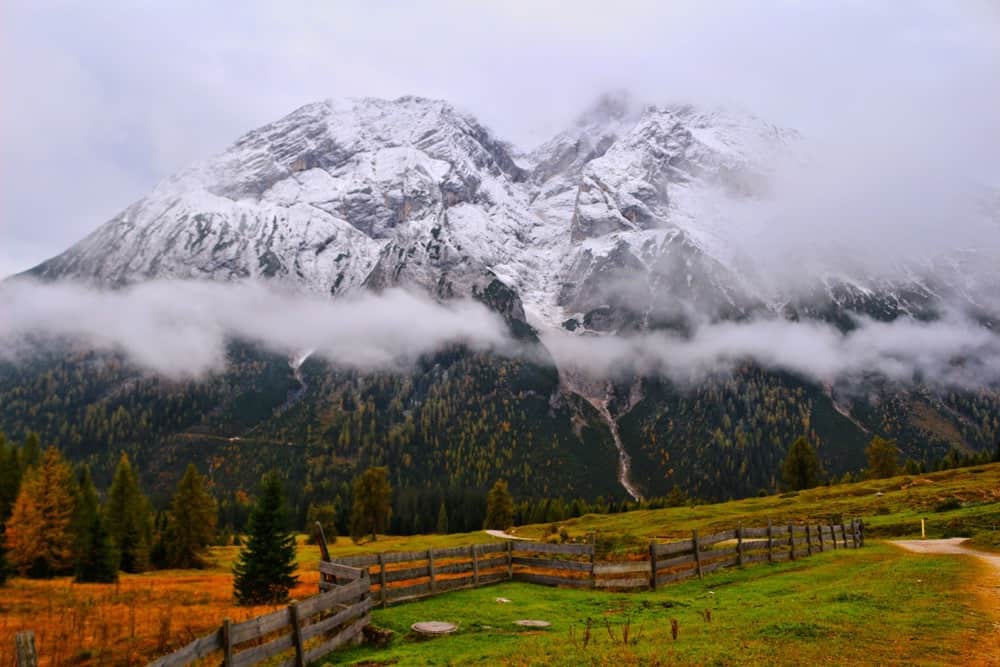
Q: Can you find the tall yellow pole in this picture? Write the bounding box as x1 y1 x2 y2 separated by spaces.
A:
921 518 926 539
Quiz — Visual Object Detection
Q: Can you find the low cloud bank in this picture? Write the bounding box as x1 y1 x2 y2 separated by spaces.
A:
541 315 1000 390
0 280 510 378
2 280 998 390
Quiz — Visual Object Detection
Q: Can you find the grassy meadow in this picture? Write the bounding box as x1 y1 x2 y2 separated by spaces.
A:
333 544 998 666
1 463 998 666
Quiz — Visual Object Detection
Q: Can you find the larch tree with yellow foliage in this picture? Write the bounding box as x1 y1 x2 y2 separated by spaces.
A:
5 447 76 577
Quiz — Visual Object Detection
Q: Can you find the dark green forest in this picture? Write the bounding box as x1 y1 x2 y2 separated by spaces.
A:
2 339 998 533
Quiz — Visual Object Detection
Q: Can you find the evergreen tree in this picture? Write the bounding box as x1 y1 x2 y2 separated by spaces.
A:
306 503 338 545
0 433 22 522
994 439 1000 463
74 509 118 584
866 436 900 479
233 473 298 605
5 447 76 577
781 436 823 491
484 479 514 530
20 432 41 472
0 522 9 585
105 453 152 573
349 467 392 543
165 464 218 569
435 501 448 534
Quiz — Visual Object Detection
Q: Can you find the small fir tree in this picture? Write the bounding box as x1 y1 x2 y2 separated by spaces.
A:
484 479 514 530
105 453 153 573
165 464 218 569
71 466 118 581
781 436 824 491
233 473 298 605
349 467 392 543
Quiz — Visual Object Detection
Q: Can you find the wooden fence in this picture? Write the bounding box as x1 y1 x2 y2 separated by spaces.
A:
324 519 865 602
146 573 371 667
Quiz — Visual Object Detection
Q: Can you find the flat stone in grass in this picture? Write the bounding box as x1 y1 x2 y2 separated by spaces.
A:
411 621 458 636
514 620 552 628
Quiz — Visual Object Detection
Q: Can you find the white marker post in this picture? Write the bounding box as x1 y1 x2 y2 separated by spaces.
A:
921 518 926 539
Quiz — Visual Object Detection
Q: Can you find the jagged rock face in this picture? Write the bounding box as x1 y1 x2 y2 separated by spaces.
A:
20 93 990 334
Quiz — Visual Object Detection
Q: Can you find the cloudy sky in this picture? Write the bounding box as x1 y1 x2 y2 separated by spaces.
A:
2 1 998 279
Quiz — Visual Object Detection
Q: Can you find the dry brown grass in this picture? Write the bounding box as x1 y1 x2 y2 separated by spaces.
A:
0 559 320 667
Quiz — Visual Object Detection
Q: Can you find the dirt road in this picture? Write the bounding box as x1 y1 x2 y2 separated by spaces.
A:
892 538 1000 665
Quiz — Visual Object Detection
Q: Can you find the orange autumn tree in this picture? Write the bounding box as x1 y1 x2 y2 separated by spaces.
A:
6 447 76 577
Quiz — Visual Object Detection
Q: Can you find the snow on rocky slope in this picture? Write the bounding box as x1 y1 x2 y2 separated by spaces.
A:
22 93 979 335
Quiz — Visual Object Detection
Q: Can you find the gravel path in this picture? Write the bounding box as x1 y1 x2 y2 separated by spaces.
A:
891 538 1000 664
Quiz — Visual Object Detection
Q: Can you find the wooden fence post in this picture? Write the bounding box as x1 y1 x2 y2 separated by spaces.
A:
831 524 838 550
378 553 388 608
222 618 233 667
649 540 658 590
427 549 437 593
788 524 795 561
471 545 480 586
766 520 773 563
506 541 513 580
589 537 597 589
805 524 812 556
315 521 332 591
289 601 305 667
858 519 865 547
817 524 824 552
736 525 744 567
692 530 703 579
850 519 858 548
841 521 849 549
14 631 37 667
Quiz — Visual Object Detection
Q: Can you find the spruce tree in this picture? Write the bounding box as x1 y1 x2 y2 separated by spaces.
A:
436 502 449 534
105 453 152 573
165 464 218 569
0 521 10 585
5 447 75 577
349 467 392 543
233 473 298 605
781 436 823 490
75 514 119 583
484 479 514 530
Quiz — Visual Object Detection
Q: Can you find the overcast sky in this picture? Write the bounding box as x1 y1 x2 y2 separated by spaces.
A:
2 1 998 279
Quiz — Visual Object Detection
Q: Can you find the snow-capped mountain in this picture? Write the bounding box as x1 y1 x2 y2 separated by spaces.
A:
22 93 991 336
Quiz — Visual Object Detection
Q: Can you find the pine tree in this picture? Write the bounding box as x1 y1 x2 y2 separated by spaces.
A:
233 473 298 605
165 464 218 569
105 453 152 573
435 502 449 534
484 479 514 530
781 436 823 490
5 447 76 577
349 467 392 543
866 436 900 479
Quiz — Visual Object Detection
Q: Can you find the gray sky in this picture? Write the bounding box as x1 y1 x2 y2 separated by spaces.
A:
2 1 999 278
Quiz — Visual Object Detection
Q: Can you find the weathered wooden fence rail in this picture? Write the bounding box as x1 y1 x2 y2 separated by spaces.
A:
146 570 371 667
327 519 865 603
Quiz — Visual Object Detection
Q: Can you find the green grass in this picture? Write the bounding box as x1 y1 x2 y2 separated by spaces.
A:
325 544 990 666
506 463 1000 554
